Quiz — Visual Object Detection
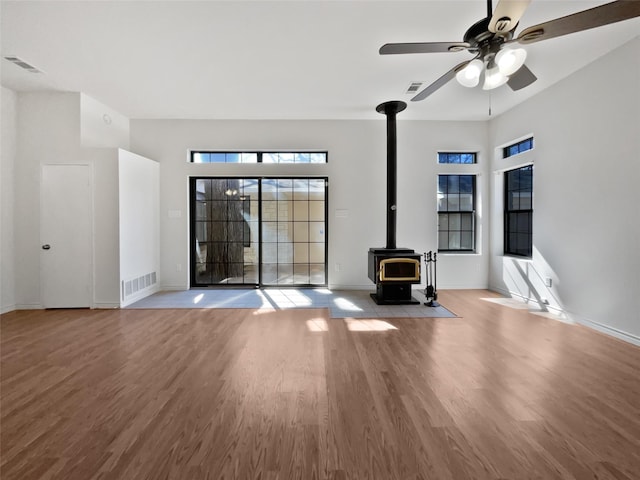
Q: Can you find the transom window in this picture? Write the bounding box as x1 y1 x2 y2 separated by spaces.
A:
438 152 477 164
503 138 533 158
437 175 476 251
504 165 533 257
191 151 327 164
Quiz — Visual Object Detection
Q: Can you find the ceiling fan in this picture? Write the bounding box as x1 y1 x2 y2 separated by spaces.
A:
380 0 640 101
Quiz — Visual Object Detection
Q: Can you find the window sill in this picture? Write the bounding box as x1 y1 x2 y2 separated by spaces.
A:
437 251 481 256
502 254 532 261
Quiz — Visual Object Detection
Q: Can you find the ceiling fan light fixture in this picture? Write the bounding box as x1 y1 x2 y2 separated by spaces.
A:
455 59 483 88
483 64 508 90
496 47 527 76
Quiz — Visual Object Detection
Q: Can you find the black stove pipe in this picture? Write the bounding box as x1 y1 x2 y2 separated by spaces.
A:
376 100 407 250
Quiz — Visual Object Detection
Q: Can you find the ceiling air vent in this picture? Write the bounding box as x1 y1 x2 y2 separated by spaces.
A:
406 82 423 94
3 56 42 73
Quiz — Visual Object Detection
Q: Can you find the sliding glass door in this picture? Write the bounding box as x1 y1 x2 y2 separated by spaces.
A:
190 177 327 287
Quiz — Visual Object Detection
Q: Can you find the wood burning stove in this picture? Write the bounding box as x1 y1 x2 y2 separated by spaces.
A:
368 100 421 305
368 248 421 304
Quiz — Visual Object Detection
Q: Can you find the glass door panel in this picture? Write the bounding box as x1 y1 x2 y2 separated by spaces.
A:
261 178 326 287
191 178 260 286
191 177 327 288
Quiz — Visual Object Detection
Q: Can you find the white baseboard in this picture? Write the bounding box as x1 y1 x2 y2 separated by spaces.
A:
491 286 566 316
328 284 489 291
439 283 489 290
1 304 17 314
328 284 371 291
15 303 44 310
161 284 189 291
93 302 120 309
575 316 640 347
490 286 639 347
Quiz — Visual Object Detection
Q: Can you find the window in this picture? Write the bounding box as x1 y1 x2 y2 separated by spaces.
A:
438 152 476 164
437 175 475 251
191 151 327 164
503 138 533 158
262 153 327 164
192 152 258 163
504 165 533 257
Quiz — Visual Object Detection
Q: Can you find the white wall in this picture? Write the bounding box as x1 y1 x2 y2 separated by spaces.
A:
92 147 120 307
119 150 160 306
81 93 130 149
82 93 131 306
1 87 18 313
130 118 489 291
488 37 640 344
14 92 82 309
9 91 146 310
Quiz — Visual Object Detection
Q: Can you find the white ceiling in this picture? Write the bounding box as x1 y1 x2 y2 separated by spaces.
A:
1 0 638 121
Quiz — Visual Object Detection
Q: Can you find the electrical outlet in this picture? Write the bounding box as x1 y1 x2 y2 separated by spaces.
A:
177 264 182 272
335 263 341 272
544 277 552 287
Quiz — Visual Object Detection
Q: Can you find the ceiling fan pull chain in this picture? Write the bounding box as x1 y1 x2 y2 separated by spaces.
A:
489 93 492 117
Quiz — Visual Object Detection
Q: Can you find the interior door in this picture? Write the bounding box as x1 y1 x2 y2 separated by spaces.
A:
41 164 92 308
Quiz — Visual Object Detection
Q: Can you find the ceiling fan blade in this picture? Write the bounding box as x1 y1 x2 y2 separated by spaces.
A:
516 0 640 44
507 64 537 91
489 0 532 33
380 42 470 55
411 60 472 102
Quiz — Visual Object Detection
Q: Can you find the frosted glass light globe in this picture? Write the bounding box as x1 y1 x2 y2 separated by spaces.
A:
456 59 483 88
496 48 527 76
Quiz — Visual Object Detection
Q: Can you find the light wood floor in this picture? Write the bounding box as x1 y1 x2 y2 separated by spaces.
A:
2 290 639 480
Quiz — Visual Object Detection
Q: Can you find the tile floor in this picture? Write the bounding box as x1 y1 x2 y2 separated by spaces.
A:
127 288 457 319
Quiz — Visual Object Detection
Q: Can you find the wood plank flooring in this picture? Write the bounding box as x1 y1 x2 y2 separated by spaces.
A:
2 289 639 479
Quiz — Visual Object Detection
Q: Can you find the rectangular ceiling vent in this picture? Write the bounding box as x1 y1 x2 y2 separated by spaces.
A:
3 55 42 73
406 82 423 94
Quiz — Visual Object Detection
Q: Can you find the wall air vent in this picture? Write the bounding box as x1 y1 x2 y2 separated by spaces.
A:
122 271 158 300
3 55 43 73
406 82 423 94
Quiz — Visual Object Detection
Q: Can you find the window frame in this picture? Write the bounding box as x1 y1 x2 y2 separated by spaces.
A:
437 174 477 253
503 164 533 258
190 151 328 164
503 137 533 159
437 152 477 164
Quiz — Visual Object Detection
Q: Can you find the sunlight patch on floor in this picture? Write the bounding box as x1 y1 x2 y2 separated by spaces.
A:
532 310 572 323
333 297 363 312
345 319 398 332
193 293 204 304
481 297 545 311
306 318 329 332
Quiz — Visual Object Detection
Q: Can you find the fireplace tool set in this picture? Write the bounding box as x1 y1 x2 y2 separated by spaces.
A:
423 251 440 307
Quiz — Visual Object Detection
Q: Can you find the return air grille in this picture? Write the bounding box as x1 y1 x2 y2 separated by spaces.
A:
3 55 43 73
122 271 158 299
406 82 423 94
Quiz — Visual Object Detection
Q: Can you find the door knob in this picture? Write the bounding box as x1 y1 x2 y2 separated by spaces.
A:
42 244 51 250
